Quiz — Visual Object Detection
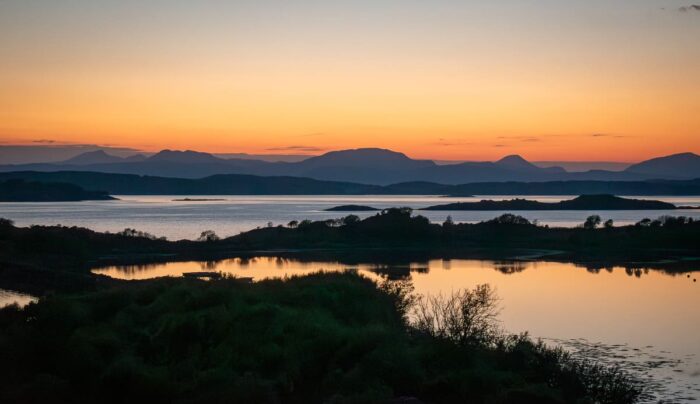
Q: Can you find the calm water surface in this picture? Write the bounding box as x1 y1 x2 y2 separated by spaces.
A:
2 195 700 240
93 258 700 403
4 195 700 400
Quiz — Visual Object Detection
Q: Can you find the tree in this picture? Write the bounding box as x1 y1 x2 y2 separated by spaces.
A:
486 214 531 226
324 218 343 227
636 218 651 227
443 215 454 227
381 207 413 216
119 228 157 239
287 220 299 228
197 230 220 242
604 219 614 229
342 215 360 226
583 215 601 230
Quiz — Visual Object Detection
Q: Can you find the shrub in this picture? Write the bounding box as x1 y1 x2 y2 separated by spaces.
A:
412 284 501 346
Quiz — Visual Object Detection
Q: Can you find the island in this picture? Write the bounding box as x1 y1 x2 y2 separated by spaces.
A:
173 198 226 201
324 204 380 211
422 194 677 211
0 179 115 202
2 208 696 403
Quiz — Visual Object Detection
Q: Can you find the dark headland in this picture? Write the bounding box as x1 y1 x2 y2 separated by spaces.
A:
324 204 380 211
422 194 677 211
0 179 114 202
2 171 700 196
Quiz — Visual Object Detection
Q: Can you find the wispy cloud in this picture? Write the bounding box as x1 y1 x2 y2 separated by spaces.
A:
32 139 57 144
497 135 541 143
589 133 637 139
266 145 325 152
432 138 475 147
679 4 700 12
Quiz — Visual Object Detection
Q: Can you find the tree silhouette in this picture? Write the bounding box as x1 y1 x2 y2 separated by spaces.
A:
197 230 220 242
583 215 602 229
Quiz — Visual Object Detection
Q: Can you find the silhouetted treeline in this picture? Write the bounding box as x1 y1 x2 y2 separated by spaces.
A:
0 272 640 403
228 209 700 259
2 210 700 277
0 179 114 201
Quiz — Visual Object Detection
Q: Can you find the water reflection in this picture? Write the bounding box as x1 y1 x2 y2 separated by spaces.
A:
92 257 700 402
0 289 36 308
93 256 699 281
493 261 528 274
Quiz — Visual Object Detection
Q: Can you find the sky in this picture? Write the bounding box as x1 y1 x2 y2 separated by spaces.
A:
1 0 699 162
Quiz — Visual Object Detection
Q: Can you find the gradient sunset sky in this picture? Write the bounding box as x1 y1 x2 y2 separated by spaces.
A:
1 0 699 161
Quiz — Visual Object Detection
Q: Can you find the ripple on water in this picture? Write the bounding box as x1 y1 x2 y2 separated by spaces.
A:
542 338 699 403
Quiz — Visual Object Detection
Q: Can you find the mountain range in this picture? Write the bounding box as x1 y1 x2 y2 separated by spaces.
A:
0 148 698 185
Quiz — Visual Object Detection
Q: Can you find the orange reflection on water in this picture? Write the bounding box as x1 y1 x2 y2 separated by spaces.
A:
93 258 700 357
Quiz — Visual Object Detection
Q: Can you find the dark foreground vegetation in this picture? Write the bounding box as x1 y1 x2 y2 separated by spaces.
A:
0 272 640 403
422 194 677 211
2 207 700 284
0 179 114 201
2 208 699 296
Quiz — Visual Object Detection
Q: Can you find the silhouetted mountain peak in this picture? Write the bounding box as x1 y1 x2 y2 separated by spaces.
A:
496 155 536 169
147 150 223 164
301 148 435 169
625 152 700 178
61 150 124 165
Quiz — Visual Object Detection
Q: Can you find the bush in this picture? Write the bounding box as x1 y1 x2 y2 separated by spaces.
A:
583 215 602 230
197 230 220 242
412 284 501 346
0 274 642 403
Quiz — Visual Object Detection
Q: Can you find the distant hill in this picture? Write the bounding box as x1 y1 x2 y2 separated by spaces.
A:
60 150 147 165
0 147 638 184
443 179 700 196
496 155 564 174
625 152 700 179
0 171 382 195
324 205 380 211
146 149 223 164
422 194 677 211
1 147 698 184
1 171 700 196
0 179 114 201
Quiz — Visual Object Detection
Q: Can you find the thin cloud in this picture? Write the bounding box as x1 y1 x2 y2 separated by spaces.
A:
679 5 700 12
589 133 637 139
266 145 325 152
496 135 541 143
32 139 57 144
432 138 475 147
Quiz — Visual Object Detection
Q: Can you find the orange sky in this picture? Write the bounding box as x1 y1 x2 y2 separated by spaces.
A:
1 1 699 161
